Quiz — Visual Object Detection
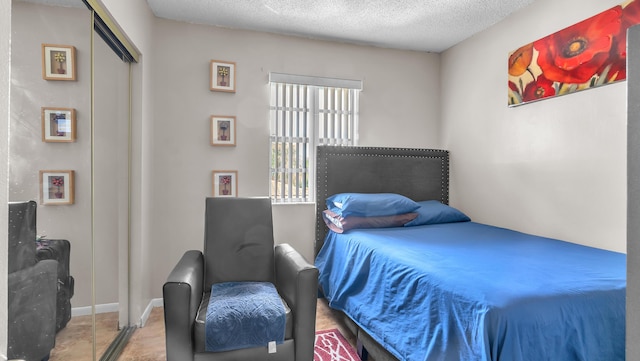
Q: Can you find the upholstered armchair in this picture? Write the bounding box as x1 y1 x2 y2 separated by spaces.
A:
8 201 58 361
163 197 319 361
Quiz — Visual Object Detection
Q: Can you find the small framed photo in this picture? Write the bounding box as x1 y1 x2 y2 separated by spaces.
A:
211 115 236 146
210 60 236 93
212 170 238 197
42 44 76 81
40 170 75 205
42 107 76 142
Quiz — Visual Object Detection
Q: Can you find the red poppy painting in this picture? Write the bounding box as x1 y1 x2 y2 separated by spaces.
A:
508 0 640 106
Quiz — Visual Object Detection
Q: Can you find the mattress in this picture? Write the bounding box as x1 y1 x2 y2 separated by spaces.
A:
315 221 626 361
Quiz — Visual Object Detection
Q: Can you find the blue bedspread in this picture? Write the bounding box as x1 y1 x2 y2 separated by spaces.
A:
205 282 285 352
315 222 626 361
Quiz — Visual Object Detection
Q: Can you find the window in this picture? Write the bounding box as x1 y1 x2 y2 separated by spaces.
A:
269 73 362 203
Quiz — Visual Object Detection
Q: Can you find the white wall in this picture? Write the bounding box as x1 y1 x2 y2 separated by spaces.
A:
1 0 11 358
147 18 441 298
441 0 626 253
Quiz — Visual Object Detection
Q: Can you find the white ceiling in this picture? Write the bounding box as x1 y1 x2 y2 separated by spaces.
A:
145 0 536 53
18 0 536 53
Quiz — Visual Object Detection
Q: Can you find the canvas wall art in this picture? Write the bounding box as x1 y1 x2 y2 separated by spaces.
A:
508 0 640 106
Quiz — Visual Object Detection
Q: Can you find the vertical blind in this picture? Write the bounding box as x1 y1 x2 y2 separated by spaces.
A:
269 73 361 203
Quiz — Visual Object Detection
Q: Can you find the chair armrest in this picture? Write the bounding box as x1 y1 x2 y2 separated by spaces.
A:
274 243 319 361
163 250 204 361
8 259 58 361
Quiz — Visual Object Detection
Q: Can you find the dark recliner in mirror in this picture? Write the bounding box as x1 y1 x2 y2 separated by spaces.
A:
8 201 58 361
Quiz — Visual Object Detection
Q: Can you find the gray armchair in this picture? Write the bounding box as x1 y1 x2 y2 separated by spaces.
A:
163 197 319 361
8 201 58 361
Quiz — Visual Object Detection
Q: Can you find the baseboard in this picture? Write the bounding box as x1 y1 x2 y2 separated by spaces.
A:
72 302 119 317
151 297 164 308
72 299 164 325
139 298 163 327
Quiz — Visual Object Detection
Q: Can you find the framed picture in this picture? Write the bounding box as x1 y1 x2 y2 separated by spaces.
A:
42 44 76 81
39 170 75 205
211 115 236 146
42 107 76 142
210 60 236 92
212 170 238 197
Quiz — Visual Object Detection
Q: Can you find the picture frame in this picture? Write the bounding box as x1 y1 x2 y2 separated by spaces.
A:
212 170 238 197
210 60 236 92
39 170 75 205
42 44 76 81
42 107 76 142
211 115 236 146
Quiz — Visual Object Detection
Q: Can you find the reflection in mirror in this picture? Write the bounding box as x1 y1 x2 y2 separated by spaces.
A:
10 1 93 359
9 0 135 359
92 11 134 360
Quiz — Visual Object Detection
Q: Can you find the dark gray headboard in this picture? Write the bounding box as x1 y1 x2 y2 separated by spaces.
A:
314 146 450 256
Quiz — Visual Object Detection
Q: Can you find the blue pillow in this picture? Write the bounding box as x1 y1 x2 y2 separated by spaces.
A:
326 193 420 217
404 200 470 227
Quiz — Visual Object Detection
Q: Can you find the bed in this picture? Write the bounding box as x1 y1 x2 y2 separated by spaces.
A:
314 146 626 361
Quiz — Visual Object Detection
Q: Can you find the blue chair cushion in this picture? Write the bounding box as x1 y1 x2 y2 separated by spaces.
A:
204 282 287 352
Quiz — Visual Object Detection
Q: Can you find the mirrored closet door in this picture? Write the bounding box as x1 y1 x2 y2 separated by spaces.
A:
9 0 137 359
92 5 137 358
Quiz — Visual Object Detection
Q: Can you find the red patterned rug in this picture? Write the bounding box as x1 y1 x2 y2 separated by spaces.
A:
314 328 361 361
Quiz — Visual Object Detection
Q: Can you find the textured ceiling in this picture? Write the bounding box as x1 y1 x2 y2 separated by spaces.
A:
17 0 536 53
145 0 535 53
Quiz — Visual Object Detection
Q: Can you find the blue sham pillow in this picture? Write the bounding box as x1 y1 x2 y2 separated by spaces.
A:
326 193 420 218
404 200 470 227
